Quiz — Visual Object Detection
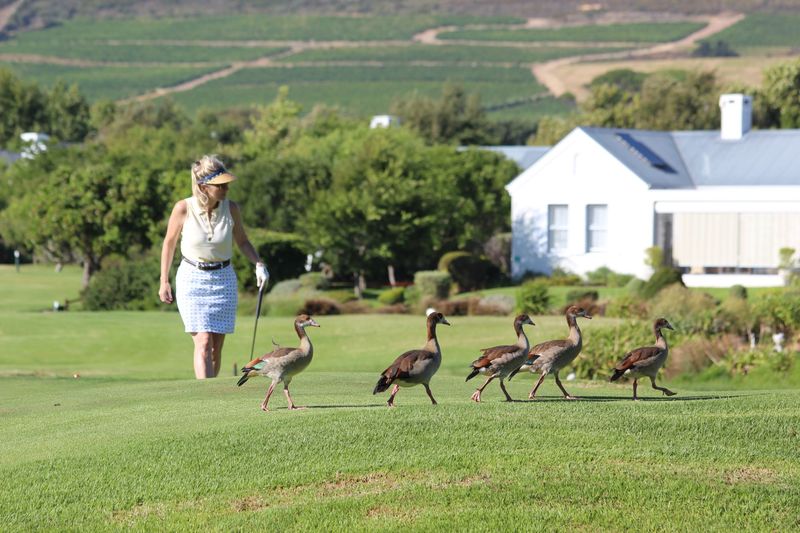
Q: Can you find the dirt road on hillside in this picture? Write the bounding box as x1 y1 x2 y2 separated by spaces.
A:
0 0 23 31
532 12 745 99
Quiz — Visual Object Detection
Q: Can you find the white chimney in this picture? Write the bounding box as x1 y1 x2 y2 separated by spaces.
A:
719 94 752 141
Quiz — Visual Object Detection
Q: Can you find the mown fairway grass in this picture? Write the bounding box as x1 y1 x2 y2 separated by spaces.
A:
2 266 799 530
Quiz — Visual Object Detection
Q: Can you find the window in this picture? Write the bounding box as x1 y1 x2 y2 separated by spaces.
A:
586 205 608 252
548 205 568 251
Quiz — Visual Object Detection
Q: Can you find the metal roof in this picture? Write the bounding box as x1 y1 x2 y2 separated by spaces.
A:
580 126 800 188
481 145 550 171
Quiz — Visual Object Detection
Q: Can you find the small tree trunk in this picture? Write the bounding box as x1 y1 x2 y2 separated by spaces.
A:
82 255 99 289
353 272 362 299
387 265 396 287
358 272 366 294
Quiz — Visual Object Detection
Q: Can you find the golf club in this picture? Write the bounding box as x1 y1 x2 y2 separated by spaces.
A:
249 282 265 361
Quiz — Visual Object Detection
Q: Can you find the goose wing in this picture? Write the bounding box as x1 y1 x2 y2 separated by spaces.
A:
614 346 663 372
525 339 570 363
244 347 297 371
472 344 522 368
381 349 436 380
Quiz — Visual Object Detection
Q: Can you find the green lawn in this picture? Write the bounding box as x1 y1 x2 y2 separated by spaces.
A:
2 265 799 530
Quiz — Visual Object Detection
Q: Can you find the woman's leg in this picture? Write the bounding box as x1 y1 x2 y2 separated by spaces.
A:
191 332 215 379
211 333 226 377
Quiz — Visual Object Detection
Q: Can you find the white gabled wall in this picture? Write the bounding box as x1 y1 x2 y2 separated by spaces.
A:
509 129 654 281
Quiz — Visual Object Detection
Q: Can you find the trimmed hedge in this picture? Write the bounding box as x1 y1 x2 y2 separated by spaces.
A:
414 271 451 300
516 278 550 315
438 251 499 293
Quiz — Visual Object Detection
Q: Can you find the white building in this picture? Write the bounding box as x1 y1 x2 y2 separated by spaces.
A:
506 94 800 288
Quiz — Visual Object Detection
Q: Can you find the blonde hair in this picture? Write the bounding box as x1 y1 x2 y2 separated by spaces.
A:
190 155 225 209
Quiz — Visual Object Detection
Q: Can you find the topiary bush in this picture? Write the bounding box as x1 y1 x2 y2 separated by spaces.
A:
299 272 330 291
516 279 550 315
378 286 405 305
729 284 748 300
82 256 163 311
414 271 451 300
438 251 499 293
604 293 649 319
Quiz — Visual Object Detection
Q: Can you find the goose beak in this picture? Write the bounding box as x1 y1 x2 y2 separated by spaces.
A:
309 319 321 327
441 318 451 326
665 322 674 330
583 313 593 319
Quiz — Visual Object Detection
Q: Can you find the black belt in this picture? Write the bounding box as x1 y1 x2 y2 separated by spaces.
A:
182 258 231 271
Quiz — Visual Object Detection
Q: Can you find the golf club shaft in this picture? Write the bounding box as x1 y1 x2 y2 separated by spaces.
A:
249 283 265 360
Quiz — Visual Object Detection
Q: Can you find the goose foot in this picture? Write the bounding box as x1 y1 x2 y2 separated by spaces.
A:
528 392 537 400
564 395 579 400
470 390 482 403
663 389 677 397
287 405 306 410
260 404 270 412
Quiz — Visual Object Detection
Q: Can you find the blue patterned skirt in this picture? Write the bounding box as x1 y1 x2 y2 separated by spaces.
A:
176 261 238 334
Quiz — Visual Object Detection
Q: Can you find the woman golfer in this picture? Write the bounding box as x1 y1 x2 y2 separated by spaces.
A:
159 155 268 379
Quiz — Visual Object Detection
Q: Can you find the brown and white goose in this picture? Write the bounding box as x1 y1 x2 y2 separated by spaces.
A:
508 305 591 400
373 311 450 407
237 314 320 411
610 318 676 400
466 314 535 402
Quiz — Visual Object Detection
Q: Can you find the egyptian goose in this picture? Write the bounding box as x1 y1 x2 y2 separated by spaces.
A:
466 314 535 402
610 318 676 400
373 311 450 407
237 314 320 411
508 305 591 400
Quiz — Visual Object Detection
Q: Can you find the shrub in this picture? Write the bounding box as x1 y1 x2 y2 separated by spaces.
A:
605 293 649 319
751 289 800 335
233 229 308 293
298 272 330 291
82 256 162 311
298 298 341 315
639 267 684 299
378 287 405 305
414 271 451 300
516 279 550 315
625 277 646 294
268 279 303 297
438 251 499 293
324 289 358 304
565 289 599 304
586 266 633 287
576 320 652 380
549 267 582 286
729 284 748 300
714 297 752 336
665 335 736 377
650 284 716 335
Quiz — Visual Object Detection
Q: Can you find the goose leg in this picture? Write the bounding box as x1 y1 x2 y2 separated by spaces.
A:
632 379 638 401
387 384 400 407
261 381 276 411
471 376 495 402
283 383 306 410
499 379 513 402
423 383 438 405
528 371 547 399
555 372 577 400
650 377 676 397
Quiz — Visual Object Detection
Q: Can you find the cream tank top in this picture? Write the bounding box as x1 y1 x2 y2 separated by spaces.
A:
180 197 234 262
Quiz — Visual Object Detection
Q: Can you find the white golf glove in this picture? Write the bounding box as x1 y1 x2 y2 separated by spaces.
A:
255 262 270 289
